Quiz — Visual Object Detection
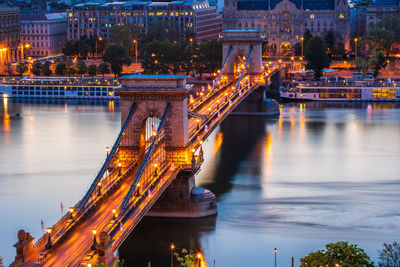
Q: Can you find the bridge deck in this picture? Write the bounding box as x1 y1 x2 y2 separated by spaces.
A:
16 65 279 266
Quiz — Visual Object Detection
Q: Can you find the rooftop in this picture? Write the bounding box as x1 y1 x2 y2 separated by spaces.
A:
237 0 335 10
120 74 187 79
21 12 67 21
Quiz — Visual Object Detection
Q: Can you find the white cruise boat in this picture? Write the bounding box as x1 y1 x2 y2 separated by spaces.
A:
280 80 400 102
0 76 120 99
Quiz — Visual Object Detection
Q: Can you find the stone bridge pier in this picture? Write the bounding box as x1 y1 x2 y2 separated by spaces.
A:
221 30 263 83
117 75 217 218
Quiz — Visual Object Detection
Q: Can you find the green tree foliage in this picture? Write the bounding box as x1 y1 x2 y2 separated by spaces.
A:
88 64 97 77
146 21 195 43
32 62 42 76
110 24 143 54
325 31 335 54
369 50 387 77
303 29 313 49
102 45 131 78
76 60 87 76
304 36 330 80
196 39 222 75
378 241 400 267
16 63 27 76
173 248 198 267
42 62 52 76
98 62 110 77
65 60 75 76
142 38 221 75
62 40 76 57
376 15 400 42
367 27 394 56
300 241 374 267
293 42 302 57
355 57 370 77
333 42 347 59
55 62 67 76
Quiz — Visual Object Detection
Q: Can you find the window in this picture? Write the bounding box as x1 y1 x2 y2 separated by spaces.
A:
310 14 314 19
339 13 344 18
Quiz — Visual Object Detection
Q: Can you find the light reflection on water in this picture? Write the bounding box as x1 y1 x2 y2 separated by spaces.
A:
1 99 400 266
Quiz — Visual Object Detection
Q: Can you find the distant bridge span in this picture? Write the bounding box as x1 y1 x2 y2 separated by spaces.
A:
10 30 281 267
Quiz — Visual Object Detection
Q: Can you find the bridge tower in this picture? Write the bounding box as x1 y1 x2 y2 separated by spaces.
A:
221 30 263 83
116 75 217 218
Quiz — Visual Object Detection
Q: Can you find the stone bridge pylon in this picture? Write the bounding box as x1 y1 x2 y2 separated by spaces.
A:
220 30 264 83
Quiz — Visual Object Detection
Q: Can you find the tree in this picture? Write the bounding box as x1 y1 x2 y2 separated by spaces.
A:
333 42 347 59
325 31 335 53
102 44 131 78
194 39 222 77
142 39 171 74
88 64 97 78
0 256 4 267
376 15 400 42
293 42 302 57
16 63 27 76
55 62 67 76
300 241 374 267
32 62 42 76
378 241 400 267
98 62 110 78
355 57 370 77
110 24 143 54
369 50 387 77
368 27 394 56
62 40 77 57
76 60 87 76
173 248 198 267
42 62 52 76
65 60 75 76
304 36 330 80
77 37 90 59
303 29 313 49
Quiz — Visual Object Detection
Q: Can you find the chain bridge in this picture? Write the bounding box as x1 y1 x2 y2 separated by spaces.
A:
10 30 282 267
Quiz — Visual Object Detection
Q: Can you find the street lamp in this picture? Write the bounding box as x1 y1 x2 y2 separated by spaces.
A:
197 252 202 267
274 248 277 267
45 228 52 249
133 39 138 63
105 146 110 157
91 229 97 250
386 249 390 267
112 209 117 220
154 163 158 177
97 182 102 196
300 37 304 58
170 244 175 267
96 37 102 58
354 38 358 59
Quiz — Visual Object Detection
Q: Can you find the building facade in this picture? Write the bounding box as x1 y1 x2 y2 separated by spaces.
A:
67 0 222 42
21 12 67 58
365 0 399 32
0 6 21 64
223 0 350 55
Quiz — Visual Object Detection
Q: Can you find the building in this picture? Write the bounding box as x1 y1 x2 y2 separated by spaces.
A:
0 6 21 64
67 0 222 42
21 12 67 58
365 0 399 32
223 0 350 55
5 0 47 14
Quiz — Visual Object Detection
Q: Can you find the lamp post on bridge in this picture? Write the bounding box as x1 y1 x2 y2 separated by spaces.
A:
105 146 110 157
170 244 175 267
118 162 122 176
112 209 117 220
386 249 390 267
97 182 102 196
154 163 158 177
274 248 277 267
91 229 97 250
45 228 53 250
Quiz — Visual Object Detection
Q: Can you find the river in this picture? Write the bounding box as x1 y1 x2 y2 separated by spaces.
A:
0 99 399 266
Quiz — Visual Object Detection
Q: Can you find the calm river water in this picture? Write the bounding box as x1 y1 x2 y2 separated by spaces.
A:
0 99 399 266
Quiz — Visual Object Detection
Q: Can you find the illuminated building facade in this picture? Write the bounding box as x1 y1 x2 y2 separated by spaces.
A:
223 0 350 55
21 12 68 58
0 6 21 64
67 0 222 42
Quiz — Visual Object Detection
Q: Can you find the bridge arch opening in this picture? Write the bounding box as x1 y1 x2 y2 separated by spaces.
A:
233 55 247 79
280 42 291 56
140 116 161 149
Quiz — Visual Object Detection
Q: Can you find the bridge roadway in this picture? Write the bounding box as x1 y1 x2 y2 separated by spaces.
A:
18 64 278 266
